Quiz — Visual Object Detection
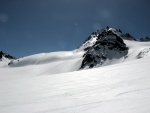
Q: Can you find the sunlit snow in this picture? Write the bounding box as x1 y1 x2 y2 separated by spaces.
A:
0 40 150 113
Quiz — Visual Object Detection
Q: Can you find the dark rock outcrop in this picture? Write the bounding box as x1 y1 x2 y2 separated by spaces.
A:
0 51 16 60
79 27 129 69
140 37 150 42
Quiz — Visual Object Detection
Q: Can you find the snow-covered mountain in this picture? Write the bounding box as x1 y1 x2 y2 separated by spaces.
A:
78 27 149 69
0 51 16 67
78 27 129 69
0 27 150 113
140 36 150 42
0 51 15 61
1 27 150 73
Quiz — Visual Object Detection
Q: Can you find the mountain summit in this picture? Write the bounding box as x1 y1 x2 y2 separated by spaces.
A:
76 27 149 69
0 51 15 60
78 27 130 69
78 27 135 52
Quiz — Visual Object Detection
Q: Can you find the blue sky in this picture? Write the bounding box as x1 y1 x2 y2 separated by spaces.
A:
0 0 150 58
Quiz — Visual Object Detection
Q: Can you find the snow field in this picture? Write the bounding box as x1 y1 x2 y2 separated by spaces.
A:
1 39 150 113
0 57 150 113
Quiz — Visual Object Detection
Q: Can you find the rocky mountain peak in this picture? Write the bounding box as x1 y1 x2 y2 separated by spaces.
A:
79 27 129 69
0 51 16 61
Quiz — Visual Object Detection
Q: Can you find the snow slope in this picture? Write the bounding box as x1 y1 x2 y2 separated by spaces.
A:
0 51 84 78
0 56 150 113
124 40 150 60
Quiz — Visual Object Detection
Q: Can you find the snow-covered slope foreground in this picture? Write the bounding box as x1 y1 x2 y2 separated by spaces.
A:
0 57 150 113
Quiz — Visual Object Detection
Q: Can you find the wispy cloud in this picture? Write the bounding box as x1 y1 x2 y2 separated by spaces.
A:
93 23 102 30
